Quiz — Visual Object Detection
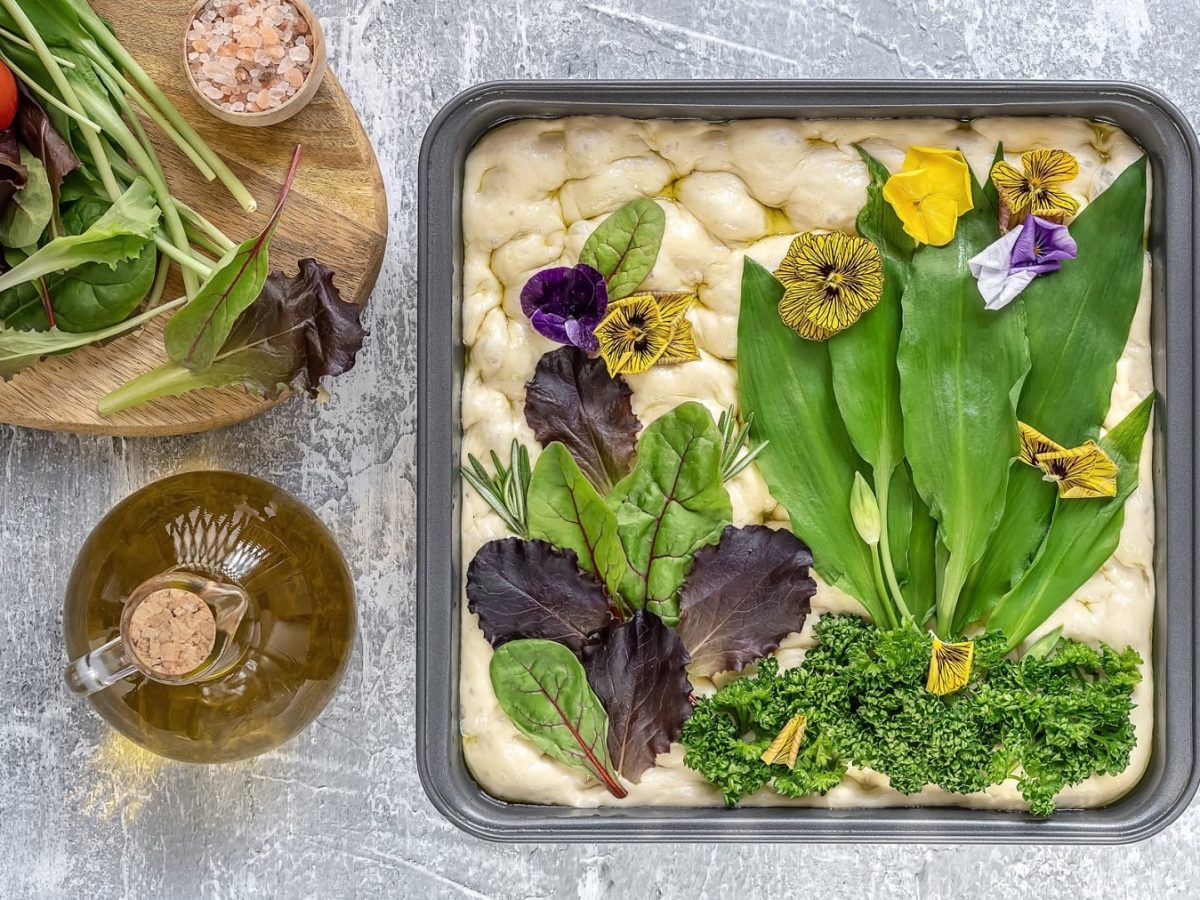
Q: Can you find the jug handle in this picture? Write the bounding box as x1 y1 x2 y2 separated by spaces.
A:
64 636 137 696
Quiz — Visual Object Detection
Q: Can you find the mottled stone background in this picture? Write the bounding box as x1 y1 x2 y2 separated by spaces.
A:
1 0 1196 897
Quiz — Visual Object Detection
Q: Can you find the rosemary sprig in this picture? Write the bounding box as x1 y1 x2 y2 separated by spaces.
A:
718 405 769 483
461 439 532 538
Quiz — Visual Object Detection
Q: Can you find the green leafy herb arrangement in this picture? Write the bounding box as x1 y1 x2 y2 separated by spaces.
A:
0 1 366 412
464 142 1154 814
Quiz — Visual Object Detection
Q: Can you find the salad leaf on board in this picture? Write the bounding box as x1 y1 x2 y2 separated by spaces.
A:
524 346 642 493
527 442 629 603
607 401 731 623
0 176 159 295
737 257 885 623
581 611 693 782
98 259 367 416
465 538 613 652
15 82 80 201
959 158 1150 631
0 127 26 208
0 147 51 247
579 198 665 301
490 639 627 797
988 395 1154 650
897 166 1031 636
676 525 815 677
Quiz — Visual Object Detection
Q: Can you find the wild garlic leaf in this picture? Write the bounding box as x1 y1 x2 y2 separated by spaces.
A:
897 166 1031 636
0 148 53 249
524 346 642 493
527 442 629 601
737 258 885 623
607 402 731 624
0 177 159 296
579 199 665 300
676 525 815 677
581 611 693 782
988 395 1154 650
960 157 1150 631
466 538 612 652
490 639 627 797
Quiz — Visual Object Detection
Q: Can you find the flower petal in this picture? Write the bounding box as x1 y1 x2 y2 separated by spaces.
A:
903 146 974 214
912 190 961 247
927 637 974 696
1036 440 1119 498
595 294 672 376
991 159 1035 221
760 713 807 770
658 316 701 365
1018 421 1066 467
1023 148 1079 187
1030 184 1081 220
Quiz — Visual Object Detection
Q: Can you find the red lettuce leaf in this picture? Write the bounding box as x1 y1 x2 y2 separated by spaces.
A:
676 525 816 677
524 346 641 493
466 538 613 652
0 127 27 210
16 83 78 200
581 611 693 781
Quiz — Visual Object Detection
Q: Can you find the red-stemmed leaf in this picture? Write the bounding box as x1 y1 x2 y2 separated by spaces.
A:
676 525 816 677
524 346 641 493
582 611 693 781
467 538 612 651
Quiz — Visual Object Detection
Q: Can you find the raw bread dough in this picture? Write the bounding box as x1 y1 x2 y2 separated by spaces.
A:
459 116 1155 810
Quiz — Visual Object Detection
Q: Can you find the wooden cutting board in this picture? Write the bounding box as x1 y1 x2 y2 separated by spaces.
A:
0 0 387 436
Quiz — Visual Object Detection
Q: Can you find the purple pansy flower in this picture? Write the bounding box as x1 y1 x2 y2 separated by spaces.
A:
968 215 1078 311
520 264 609 352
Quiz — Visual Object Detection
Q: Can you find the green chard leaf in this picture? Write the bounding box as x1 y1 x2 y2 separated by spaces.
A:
608 401 731 623
490 639 627 798
0 147 53 248
737 257 885 621
988 395 1154 650
165 147 302 371
579 198 665 300
528 442 630 602
897 166 1031 636
0 177 160 297
960 157 1150 630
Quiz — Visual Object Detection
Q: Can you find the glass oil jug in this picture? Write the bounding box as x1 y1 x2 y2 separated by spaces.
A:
63 471 356 763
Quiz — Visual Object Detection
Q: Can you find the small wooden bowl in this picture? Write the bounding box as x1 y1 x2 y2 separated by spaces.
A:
182 0 327 127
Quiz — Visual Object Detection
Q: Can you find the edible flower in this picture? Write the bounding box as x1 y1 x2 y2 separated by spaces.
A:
595 291 699 375
881 146 974 246
760 713 807 770
927 637 974 696
1017 421 1119 499
520 264 609 352
968 215 1078 310
774 232 884 340
991 149 1081 223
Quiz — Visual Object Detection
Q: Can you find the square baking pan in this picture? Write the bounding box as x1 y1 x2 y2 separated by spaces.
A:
417 80 1198 843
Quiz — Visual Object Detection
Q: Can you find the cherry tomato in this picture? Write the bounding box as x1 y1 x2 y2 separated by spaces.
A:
0 61 16 131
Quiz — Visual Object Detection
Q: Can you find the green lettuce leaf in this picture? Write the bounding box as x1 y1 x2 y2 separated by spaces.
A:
897 167 1031 636
579 199 665 300
988 395 1154 650
0 147 52 248
607 401 731 623
959 157 1150 630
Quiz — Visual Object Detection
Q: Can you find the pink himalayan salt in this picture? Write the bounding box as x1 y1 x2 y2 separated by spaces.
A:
188 0 315 114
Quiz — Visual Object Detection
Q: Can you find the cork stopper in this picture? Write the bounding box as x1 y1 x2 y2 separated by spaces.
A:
126 589 217 678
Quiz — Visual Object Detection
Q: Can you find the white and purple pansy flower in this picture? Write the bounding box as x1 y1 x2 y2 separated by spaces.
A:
519 264 609 352
968 214 1078 311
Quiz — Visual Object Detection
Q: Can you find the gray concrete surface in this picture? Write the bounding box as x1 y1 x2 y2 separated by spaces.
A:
2 0 1198 897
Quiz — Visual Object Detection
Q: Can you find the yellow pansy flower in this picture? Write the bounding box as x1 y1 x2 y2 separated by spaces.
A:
1017 421 1119 499
927 637 974 696
991 149 1081 222
595 292 699 376
774 232 885 340
882 146 975 246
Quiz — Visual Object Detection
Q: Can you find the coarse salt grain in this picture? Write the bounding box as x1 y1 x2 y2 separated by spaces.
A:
187 0 316 114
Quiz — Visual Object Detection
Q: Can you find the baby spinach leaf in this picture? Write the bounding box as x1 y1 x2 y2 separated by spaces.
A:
524 346 641 493
581 611 693 782
98 259 367 416
737 258 885 622
165 147 301 372
988 395 1154 650
579 198 665 300
960 158 1150 630
608 401 731 623
0 148 52 248
528 442 629 602
0 177 159 296
897 169 1031 636
490 638 627 797
676 525 815 677
466 538 613 651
